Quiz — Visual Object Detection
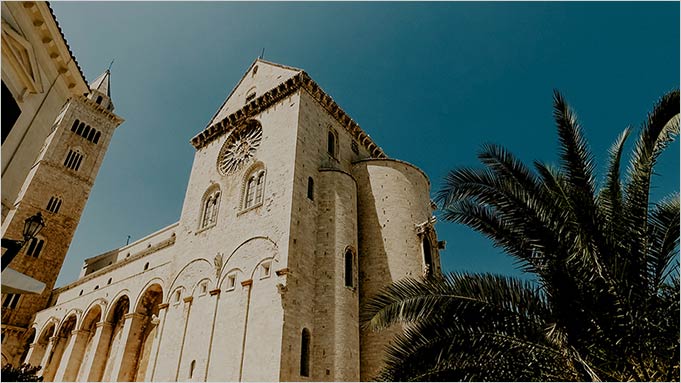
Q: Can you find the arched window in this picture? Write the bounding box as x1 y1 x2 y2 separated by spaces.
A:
26 237 45 258
83 125 91 139
93 131 101 144
327 131 336 157
244 168 265 209
307 177 314 201
71 119 80 132
87 128 97 142
144 262 149 271
64 149 84 171
423 237 433 277
344 249 354 288
300 328 310 377
200 188 220 229
76 122 85 136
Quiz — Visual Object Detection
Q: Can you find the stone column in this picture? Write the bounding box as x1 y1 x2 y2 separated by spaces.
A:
204 288 221 381
110 312 145 382
24 343 40 366
53 330 90 382
146 303 169 381
78 321 113 382
174 296 193 381
42 336 66 381
37 337 55 378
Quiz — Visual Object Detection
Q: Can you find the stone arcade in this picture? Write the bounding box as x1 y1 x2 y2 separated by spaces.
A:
5 54 443 380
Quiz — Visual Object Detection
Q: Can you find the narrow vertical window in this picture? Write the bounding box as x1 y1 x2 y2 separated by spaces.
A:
87 128 97 142
2 293 21 309
300 328 310 377
93 131 101 144
46 196 62 213
423 237 433 277
189 360 196 380
96 96 103 105
83 125 91 139
307 177 314 201
327 131 336 157
255 172 265 205
71 119 80 132
344 250 353 288
26 238 44 258
76 122 85 136
245 176 256 208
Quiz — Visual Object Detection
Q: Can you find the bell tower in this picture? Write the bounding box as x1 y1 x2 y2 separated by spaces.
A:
0 69 123 365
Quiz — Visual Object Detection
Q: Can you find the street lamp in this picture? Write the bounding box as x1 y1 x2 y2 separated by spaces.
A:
1 212 45 271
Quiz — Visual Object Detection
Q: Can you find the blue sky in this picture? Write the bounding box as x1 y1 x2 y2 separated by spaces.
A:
51 1 679 286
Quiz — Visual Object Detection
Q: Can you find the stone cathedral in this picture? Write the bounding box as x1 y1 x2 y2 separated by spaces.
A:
3 51 443 380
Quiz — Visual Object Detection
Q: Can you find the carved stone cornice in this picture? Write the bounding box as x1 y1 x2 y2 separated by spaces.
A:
76 95 124 124
20 2 88 93
190 72 386 159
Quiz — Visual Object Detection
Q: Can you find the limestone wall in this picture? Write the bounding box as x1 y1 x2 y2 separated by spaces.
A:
1 1 89 219
352 158 434 380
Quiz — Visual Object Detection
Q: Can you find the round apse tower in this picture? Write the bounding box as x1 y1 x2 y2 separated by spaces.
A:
352 158 441 381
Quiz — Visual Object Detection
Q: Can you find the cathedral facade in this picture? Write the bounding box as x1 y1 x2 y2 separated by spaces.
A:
7 55 442 381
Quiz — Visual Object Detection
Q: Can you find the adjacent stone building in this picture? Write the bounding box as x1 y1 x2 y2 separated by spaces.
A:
1 0 123 369
1 6 442 379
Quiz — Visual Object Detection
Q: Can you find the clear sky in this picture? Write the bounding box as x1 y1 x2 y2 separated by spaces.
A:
51 1 679 287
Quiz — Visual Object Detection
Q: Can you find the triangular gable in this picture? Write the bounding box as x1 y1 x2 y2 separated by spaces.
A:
1 21 42 94
208 58 302 126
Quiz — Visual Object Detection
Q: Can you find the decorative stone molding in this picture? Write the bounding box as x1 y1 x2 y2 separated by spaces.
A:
241 279 253 287
209 288 221 296
190 72 386 159
182 296 193 304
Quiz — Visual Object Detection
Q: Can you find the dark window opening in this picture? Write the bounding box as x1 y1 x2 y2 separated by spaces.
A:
71 119 80 132
423 237 433 277
189 360 196 379
93 131 101 144
351 141 359 155
26 238 44 258
300 328 310 377
96 95 103 104
327 131 336 157
144 262 149 271
307 177 314 201
344 250 353 288
2 293 20 309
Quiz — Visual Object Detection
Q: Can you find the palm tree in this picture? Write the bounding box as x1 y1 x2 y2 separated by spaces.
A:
362 90 679 381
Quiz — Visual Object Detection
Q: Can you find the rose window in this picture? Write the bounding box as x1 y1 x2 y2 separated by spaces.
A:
217 121 263 175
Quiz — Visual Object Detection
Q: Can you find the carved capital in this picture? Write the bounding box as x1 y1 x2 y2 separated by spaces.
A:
241 279 253 287
209 288 221 296
157 303 170 310
183 296 193 304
